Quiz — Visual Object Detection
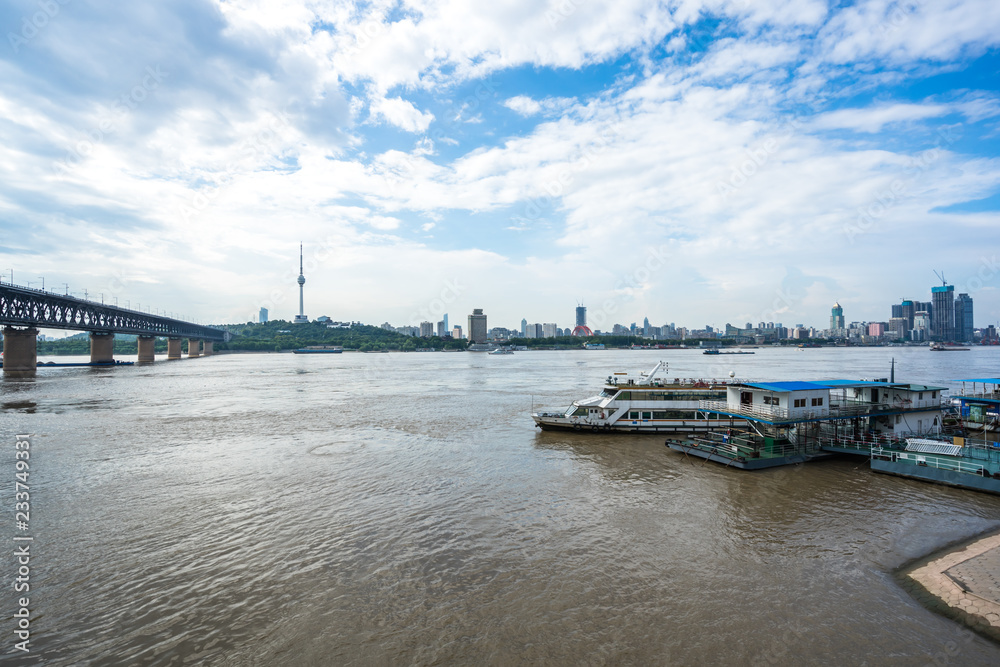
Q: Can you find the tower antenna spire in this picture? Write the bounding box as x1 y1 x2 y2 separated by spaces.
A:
294 242 308 324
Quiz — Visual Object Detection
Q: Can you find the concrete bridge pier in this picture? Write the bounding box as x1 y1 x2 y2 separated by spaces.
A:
187 339 201 358
202 341 213 356
2 327 38 377
167 337 182 360
137 335 156 363
90 332 115 364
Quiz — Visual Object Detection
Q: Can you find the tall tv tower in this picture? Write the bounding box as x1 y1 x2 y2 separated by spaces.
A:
293 243 308 324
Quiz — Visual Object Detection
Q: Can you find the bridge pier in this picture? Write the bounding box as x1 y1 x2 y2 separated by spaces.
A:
202 341 213 356
137 335 156 363
2 327 38 377
187 339 201 358
167 337 182 360
90 332 115 364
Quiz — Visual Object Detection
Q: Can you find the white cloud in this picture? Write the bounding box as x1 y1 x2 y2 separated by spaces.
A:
370 96 435 133
812 103 954 133
503 95 578 116
503 96 542 116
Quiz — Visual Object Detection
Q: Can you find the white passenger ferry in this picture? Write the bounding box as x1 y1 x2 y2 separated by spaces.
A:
532 362 737 433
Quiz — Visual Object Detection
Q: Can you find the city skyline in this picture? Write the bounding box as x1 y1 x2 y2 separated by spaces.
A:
2 2 999 331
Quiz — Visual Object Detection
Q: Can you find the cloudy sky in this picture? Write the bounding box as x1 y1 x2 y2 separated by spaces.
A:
3 0 999 333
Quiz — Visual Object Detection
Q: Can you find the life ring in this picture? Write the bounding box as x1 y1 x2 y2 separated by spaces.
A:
573 424 581 431
591 425 599 432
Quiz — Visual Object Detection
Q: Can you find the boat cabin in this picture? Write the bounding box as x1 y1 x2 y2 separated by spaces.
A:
725 381 831 420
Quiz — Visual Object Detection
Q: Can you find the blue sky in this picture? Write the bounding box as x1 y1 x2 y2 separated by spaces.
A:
2 0 999 333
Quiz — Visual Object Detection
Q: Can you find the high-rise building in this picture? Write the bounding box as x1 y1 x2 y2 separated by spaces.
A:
955 293 974 342
468 308 487 343
452 325 463 339
888 317 908 339
643 317 650 337
900 300 915 330
912 311 931 341
914 301 932 319
293 243 309 324
931 285 955 341
443 314 449 335
419 321 434 337
436 320 446 337
830 302 845 334
259 307 268 323
542 323 558 338
520 318 527 337
575 305 586 328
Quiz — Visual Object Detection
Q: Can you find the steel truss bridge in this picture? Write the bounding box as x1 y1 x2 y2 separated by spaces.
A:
0 284 228 341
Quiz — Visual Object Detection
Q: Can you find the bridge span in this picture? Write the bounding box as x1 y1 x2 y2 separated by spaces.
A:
0 284 229 376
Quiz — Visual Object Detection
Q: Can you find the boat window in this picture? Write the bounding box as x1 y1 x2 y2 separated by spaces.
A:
618 392 631 400
641 412 652 420
573 407 588 416
628 411 639 419
918 392 923 400
811 397 823 407
601 388 617 398
931 391 937 399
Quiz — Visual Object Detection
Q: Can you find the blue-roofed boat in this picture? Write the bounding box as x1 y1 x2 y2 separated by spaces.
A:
664 375 1000 494
666 378 951 469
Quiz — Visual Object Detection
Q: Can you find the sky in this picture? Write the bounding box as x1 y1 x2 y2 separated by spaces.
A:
2 0 999 335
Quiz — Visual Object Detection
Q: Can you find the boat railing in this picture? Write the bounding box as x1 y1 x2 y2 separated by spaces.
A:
873 448 995 476
698 400 793 421
956 391 1000 400
533 408 569 418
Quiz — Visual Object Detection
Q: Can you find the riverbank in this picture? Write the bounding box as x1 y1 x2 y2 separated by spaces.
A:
899 528 1000 643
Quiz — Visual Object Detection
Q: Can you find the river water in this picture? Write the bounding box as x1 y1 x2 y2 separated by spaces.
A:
2 347 999 665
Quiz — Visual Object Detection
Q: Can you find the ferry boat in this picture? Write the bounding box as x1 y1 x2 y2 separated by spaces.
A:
930 342 970 351
292 346 343 354
489 348 514 355
531 362 736 432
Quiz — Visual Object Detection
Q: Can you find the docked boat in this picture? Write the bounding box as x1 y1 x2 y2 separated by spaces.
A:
293 346 343 354
584 343 605 350
531 361 736 432
930 342 970 351
868 437 1000 495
